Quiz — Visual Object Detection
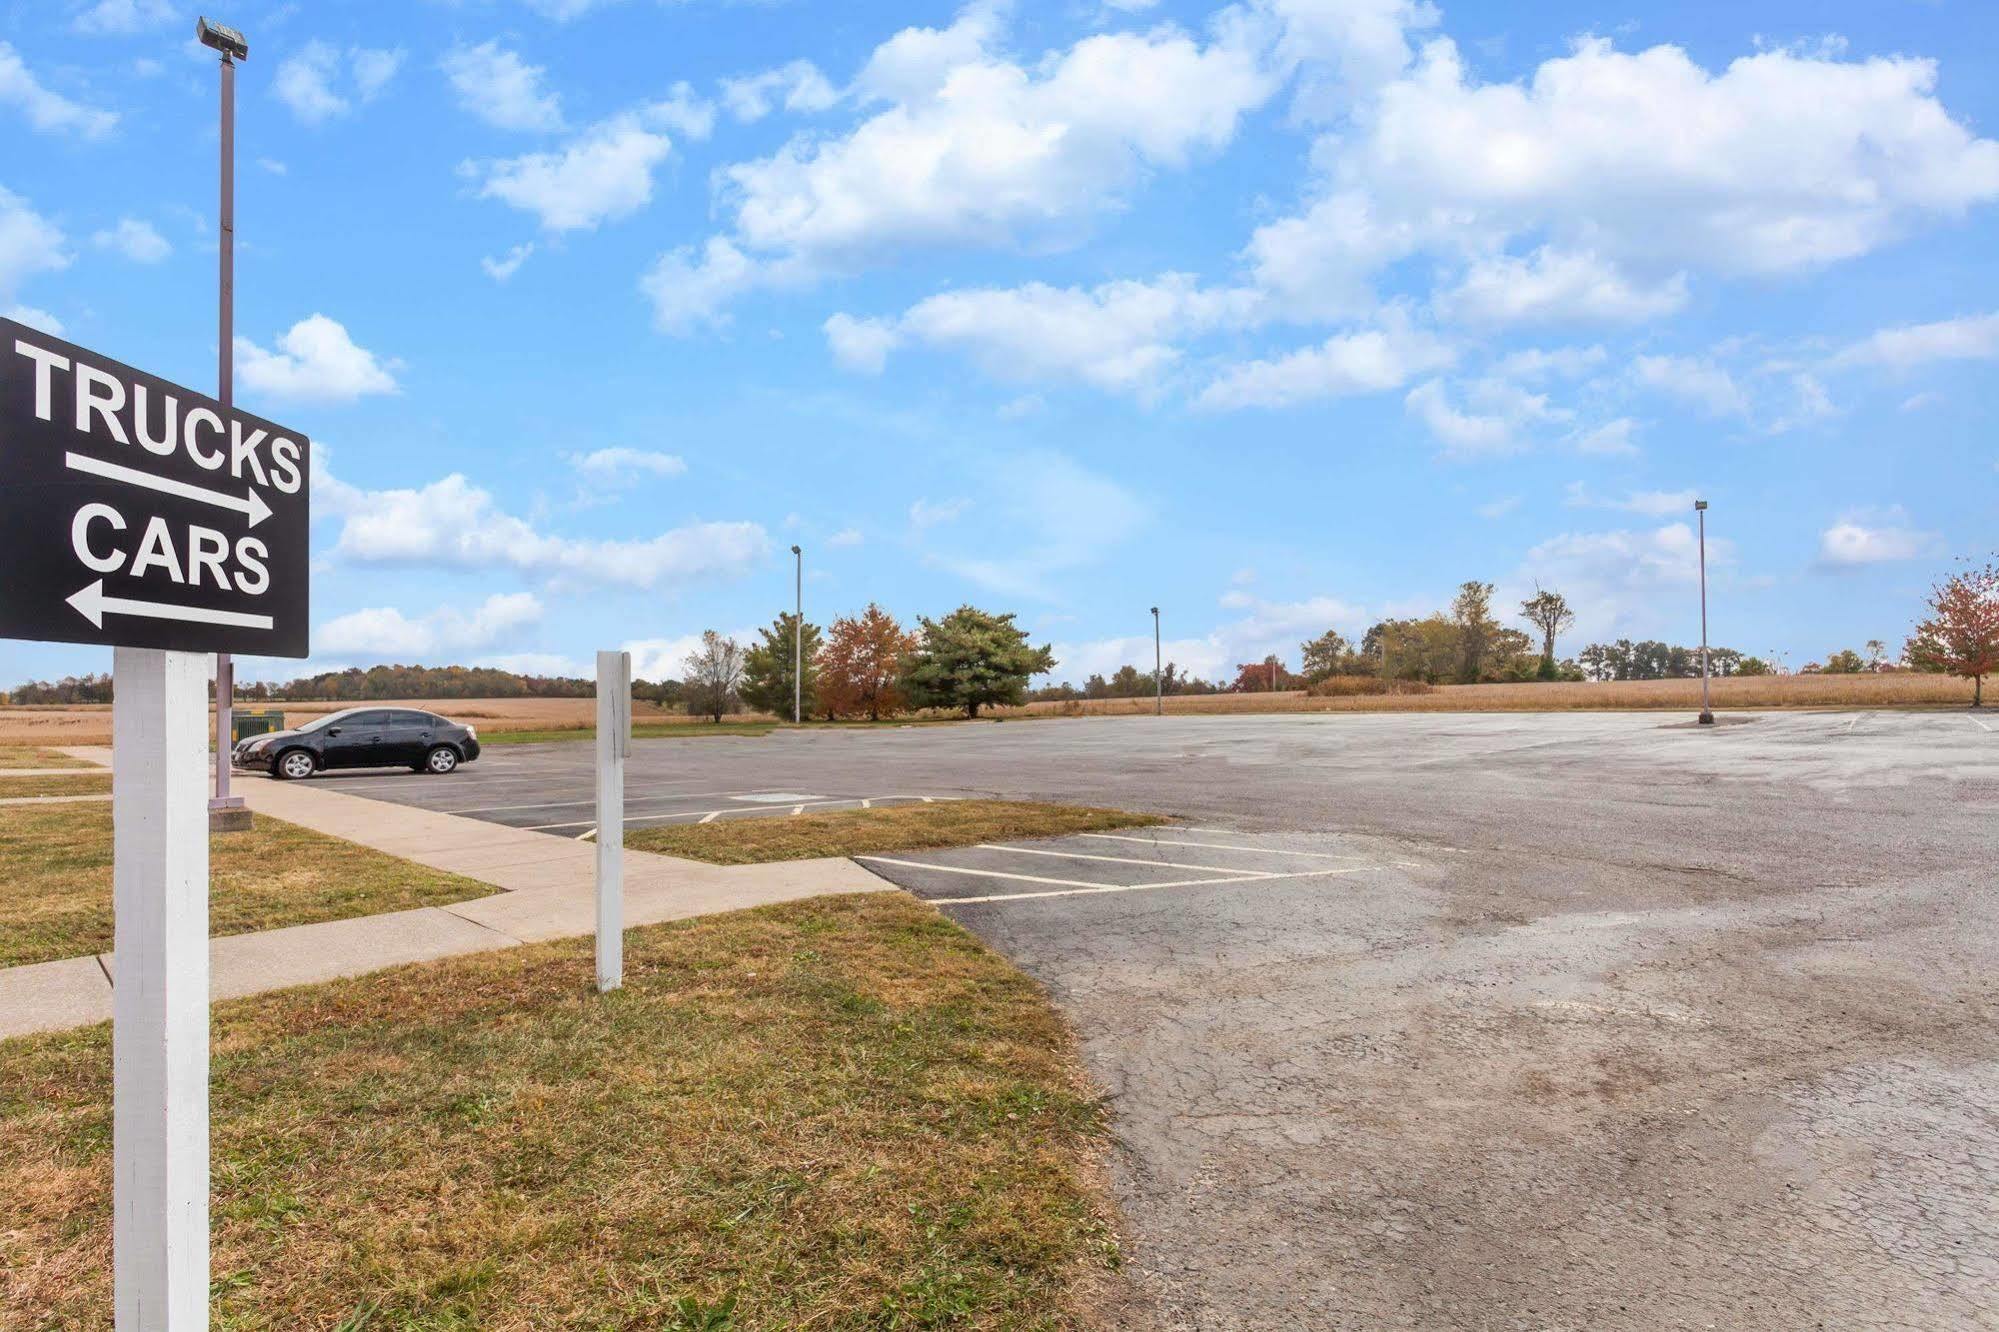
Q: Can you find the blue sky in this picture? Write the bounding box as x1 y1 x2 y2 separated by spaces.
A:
3 0 1995 687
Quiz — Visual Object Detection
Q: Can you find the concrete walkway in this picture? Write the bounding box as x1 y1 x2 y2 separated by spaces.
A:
0 775 889 1040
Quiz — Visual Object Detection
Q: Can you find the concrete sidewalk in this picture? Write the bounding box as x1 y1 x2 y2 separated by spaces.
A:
0 775 889 1040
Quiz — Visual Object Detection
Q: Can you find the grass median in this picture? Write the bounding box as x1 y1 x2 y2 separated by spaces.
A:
0 893 1126 1330
0 773 112 800
628 799 1169 865
0 804 491 969
0 746 94 770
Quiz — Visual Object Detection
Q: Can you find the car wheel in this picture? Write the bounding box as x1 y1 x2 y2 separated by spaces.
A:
424 745 460 775
275 749 316 781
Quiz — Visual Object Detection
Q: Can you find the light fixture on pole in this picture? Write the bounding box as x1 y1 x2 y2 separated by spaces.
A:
1150 606 1161 716
790 544 802 725
203 15 251 832
1695 499 1714 725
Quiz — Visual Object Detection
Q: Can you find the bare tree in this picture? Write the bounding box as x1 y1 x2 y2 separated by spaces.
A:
682 630 745 723
1519 585 1576 677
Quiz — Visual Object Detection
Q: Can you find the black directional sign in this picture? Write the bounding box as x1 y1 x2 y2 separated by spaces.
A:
0 317 310 656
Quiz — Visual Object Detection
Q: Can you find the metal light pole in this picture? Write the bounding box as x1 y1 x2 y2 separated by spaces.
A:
1696 499 1714 725
206 17 249 831
790 544 802 725
1150 606 1161 716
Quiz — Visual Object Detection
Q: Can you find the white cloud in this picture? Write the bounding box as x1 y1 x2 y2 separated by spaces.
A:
1570 417 1641 456
827 527 864 548
837 274 1259 396
823 312 899 373
1831 311 1999 371
926 452 1148 600
476 652 587 677
321 470 769 590
648 83 716 141
0 186 69 297
1491 345 1607 381
0 42 117 138
721 60 839 122
442 41 565 132
1817 510 1939 567
1631 355 1748 416
1438 247 1689 327
564 447 688 485
909 497 970 528
481 242 535 282
650 3 1282 328
1518 521 1732 640
1247 34 1999 321
319 592 544 657
91 217 170 263
274 43 402 125
1198 318 1454 409
257 157 287 175
1478 496 1520 519
470 112 674 232
1563 482 1699 517
1405 379 1513 455
624 632 750 682
72 0 176 34
236 315 400 403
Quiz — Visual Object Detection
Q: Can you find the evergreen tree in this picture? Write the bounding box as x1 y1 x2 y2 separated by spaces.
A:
900 606 1055 718
738 613 822 720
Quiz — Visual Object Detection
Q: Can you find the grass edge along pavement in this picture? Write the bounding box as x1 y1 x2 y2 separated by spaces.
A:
0 746 95 770
628 799 1170 865
0 802 492 969
0 773 112 800
0 893 1132 1331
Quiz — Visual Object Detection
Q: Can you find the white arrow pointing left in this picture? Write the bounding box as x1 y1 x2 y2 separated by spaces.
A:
67 580 274 631
65 451 272 528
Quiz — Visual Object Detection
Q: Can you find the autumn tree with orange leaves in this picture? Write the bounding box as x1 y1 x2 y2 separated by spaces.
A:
1906 559 1999 708
817 603 919 721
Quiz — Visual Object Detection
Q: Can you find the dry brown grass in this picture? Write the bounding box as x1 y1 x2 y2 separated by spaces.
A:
0 893 1124 1330
630 800 1168 865
0 804 491 968
998 672 1977 717
0 746 94 770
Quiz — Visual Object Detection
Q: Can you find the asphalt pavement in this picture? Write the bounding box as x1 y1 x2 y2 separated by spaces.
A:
340 710 1999 1329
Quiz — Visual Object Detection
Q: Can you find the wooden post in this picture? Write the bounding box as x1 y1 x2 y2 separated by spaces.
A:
596 650 630 993
113 646 211 1331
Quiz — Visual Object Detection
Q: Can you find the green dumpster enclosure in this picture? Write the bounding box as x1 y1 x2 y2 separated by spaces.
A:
231 711 285 744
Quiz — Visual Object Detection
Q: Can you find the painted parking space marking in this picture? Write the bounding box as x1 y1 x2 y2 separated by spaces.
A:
1972 715 1993 733
895 864 1396 905
1079 833 1373 861
971 842 1282 876
531 793 942 834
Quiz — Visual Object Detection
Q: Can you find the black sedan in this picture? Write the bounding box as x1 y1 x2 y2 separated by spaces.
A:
233 707 482 780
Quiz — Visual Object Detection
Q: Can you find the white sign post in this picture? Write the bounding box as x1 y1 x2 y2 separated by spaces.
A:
111 647 211 1330
596 649 631 993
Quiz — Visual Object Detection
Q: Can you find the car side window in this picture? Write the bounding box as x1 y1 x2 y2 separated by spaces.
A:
352 711 393 728
391 710 430 728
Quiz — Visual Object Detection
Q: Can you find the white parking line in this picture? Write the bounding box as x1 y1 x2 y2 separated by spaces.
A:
1080 833 1370 861
895 863 1394 905
698 811 720 824
972 843 1277 875
523 794 932 832
857 856 1275 892
437 787 789 816
1973 715 1993 733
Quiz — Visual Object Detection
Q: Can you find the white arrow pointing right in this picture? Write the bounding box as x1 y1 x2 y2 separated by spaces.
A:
67 580 275 631
65 452 272 528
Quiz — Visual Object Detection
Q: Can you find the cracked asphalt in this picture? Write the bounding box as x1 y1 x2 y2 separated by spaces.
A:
355 709 1999 1329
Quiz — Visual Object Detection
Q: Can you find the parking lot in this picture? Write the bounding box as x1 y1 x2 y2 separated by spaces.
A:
337 710 1999 1329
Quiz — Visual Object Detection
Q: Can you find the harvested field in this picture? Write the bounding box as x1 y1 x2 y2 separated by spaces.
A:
998 671 1976 716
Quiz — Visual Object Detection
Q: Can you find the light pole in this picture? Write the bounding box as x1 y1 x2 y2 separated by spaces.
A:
790 544 802 725
1150 607 1161 716
204 16 250 832
1695 499 1713 725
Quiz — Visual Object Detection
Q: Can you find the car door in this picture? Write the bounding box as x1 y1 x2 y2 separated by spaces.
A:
390 710 437 765
328 710 395 769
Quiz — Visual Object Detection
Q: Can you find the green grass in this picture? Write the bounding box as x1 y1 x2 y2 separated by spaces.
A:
0 747 94 771
0 894 1125 1330
628 800 1169 865
0 773 112 800
0 804 493 969
485 721 777 745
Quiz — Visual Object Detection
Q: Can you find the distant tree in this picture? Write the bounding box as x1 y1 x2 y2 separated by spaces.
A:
1518 586 1576 679
682 631 746 722
1820 648 1868 675
1735 656 1774 677
1865 639 1888 671
1228 656 1306 692
818 604 918 721
901 606 1055 718
1906 559 1999 707
738 613 822 721
1300 629 1353 682
633 678 684 709
1450 581 1501 683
